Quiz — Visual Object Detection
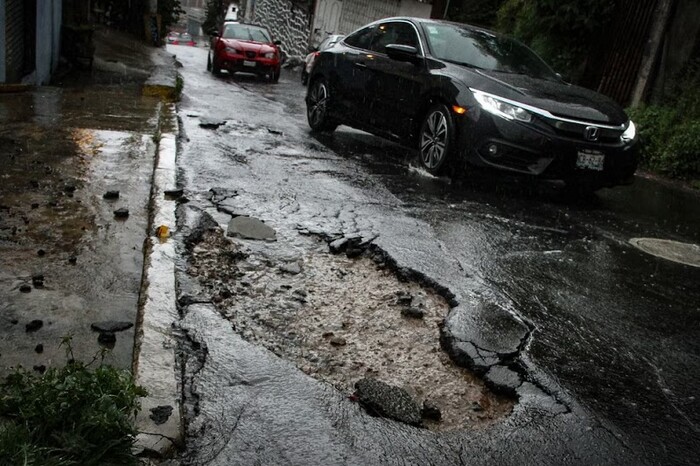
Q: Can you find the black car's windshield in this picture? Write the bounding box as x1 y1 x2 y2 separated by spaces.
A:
421 23 557 80
222 24 272 42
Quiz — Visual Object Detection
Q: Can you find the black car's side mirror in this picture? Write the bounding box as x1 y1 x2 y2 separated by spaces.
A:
209 30 220 37
307 45 318 53
385 44 419 64
274 40 282 46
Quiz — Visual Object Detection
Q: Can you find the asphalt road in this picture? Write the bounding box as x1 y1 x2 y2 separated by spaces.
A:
170 44 700 465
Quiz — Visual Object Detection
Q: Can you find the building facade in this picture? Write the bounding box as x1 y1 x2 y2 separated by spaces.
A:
0 0 63 85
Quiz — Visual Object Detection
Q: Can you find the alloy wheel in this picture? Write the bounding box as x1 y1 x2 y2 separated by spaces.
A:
420 110 448 169
308 82 329 127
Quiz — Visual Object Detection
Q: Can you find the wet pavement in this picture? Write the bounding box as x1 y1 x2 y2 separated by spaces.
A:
0 29 164 375
171 44 700 464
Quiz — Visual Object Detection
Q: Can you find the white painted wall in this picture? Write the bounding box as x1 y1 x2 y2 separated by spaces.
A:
0 0 6 83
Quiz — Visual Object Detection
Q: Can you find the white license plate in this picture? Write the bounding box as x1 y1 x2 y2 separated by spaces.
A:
243 60 256 67
576 149 605 171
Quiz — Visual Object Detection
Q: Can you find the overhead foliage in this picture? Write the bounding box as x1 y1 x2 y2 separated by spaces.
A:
495 0 616 80
203 0 227 35
158 0 186 32
446 0 508 28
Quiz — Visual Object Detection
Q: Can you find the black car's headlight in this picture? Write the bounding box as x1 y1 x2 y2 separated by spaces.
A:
471 89 533 123
621 120 636 142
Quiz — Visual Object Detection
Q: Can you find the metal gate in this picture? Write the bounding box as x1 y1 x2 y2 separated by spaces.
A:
586 0 661 105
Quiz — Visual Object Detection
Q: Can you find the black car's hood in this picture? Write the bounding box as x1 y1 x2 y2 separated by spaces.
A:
453 66 628 125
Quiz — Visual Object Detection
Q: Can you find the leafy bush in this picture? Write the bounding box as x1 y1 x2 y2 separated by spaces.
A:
628 63 700 179
628 108 700 178
0 344 147 466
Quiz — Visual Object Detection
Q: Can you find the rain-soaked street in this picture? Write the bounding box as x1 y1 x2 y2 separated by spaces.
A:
170 43 700 465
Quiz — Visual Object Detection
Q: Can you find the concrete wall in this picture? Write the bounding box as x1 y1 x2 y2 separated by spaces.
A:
398 0 432 18
0 0 5 83
36 0 61 85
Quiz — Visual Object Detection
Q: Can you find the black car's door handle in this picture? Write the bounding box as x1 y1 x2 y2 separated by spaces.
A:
354 62 368 69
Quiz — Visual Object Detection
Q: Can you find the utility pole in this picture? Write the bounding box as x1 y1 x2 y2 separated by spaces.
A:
443 0 452 19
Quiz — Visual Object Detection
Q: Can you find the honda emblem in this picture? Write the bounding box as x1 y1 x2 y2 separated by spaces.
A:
584 126 600 141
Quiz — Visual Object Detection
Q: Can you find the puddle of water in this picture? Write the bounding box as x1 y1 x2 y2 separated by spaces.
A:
188 230 514 431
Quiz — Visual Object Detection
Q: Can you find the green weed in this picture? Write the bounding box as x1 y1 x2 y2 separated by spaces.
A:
0 338 147 466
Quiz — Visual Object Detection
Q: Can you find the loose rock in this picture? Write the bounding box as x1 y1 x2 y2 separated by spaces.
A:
150 405 174 425
103 190 120 199
37 249 46 257
91 321 134 333
401 307 425 319
114 208 130 219
35 344 44 354
32 274 44 288
280 261 302 275
330 336 347 347
227 216 276 241
355 378 423 426
19 284 32 293
98 332 117 346
422 400 442 421
25 320 43 332
68 256 77 265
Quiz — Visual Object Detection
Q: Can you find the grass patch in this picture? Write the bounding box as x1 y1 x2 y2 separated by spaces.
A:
0 339 147 466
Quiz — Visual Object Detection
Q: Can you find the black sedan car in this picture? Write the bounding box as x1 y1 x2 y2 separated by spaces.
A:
305 18 639 190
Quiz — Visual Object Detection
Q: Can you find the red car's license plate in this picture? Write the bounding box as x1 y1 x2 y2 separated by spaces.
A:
243 60 256 67
576 149 605 171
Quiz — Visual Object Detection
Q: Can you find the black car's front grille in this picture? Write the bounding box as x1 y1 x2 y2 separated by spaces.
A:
536 117 625 144
245 51 257 59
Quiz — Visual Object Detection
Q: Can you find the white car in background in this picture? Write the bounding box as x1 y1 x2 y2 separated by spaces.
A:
301 34 344 85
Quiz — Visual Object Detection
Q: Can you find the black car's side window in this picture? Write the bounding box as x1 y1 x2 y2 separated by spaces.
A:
369 22 419 55
344 26 375 51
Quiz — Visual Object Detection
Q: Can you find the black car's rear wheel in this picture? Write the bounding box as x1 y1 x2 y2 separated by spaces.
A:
307 79 337 132
419 104 455 175
206 52 212 71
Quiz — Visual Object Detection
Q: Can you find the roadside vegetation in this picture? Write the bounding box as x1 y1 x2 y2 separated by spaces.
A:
448 0 699 186
627 68 700 185
0 338 146 466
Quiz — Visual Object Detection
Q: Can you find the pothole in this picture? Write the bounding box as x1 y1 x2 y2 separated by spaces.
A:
188 229 514 431
630 238 700 268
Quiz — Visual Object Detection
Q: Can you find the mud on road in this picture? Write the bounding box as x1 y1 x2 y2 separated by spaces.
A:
186 217 514 431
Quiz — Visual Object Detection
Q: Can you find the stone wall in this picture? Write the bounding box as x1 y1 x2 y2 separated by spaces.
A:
252 0 311 58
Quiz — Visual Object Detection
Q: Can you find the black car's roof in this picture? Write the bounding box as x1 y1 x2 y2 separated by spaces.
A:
360 16 502 38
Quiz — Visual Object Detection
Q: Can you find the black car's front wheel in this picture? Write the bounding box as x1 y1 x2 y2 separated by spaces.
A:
307 79 337 132
419 104 456 175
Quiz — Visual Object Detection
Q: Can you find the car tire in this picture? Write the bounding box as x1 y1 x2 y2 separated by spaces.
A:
301 70 308 86
272 68 280 83
206 52 212 71
211 53 221 76
307 78 337 132
419 104 456 176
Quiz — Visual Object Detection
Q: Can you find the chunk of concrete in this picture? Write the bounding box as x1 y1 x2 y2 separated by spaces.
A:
355 378 422 427
227 216 276 241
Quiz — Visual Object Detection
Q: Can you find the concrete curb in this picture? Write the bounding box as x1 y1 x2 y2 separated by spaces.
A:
133 103 182 457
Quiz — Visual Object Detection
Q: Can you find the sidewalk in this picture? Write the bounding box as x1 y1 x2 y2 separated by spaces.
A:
0 27 181 458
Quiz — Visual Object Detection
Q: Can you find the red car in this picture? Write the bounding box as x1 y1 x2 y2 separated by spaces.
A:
207 23 282 82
